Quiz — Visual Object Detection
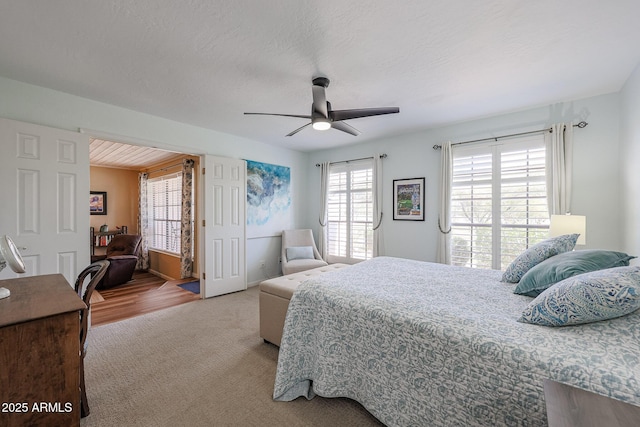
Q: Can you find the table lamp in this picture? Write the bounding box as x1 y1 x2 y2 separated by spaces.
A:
0 235 26 299
549 214 586 245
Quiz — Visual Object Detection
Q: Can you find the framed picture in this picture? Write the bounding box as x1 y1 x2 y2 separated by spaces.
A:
393 178 425 221
90 191 107 215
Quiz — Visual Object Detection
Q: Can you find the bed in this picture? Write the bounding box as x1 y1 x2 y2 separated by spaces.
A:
273 256 640 426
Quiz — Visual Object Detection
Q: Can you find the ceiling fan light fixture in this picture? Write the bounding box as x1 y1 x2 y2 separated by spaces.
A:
312 120 331 131
244 76 399 137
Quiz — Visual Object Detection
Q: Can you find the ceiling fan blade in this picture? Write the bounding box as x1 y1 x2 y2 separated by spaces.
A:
312 80 329 118
330 107 399 122
246 77 397 138
286 122 311 137
331 121 360 136
244 112 312 119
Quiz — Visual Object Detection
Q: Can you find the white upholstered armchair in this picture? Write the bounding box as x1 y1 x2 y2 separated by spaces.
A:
281 229 328 275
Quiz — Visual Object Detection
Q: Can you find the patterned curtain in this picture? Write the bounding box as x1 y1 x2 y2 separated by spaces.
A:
136 172 150 270
180 159 195 278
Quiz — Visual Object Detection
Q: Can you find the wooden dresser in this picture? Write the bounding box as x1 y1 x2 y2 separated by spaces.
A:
0 274 86 427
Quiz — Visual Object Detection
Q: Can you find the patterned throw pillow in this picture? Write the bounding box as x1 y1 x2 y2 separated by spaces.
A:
514 250 636 297
501 234 579 283
518 266 640 327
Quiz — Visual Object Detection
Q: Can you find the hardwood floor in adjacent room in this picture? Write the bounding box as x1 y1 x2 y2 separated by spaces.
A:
90 271 200 327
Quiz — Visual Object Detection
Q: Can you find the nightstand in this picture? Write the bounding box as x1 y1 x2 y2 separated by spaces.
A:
544 379 640 427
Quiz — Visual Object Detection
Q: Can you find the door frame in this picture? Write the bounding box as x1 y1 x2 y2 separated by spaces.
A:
81 128 212 297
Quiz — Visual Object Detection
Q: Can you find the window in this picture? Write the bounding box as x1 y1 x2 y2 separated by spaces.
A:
148 173 182 254
326 160 374 263
451 136 549 269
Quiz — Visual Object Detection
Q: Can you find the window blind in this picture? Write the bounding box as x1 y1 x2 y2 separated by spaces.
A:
327 160 374 262
451 136 549 269
148 173 182 254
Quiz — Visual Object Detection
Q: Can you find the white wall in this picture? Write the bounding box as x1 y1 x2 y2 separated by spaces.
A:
306 93 623 262
620 62 640 260
0 76 308 285
2 74 630 279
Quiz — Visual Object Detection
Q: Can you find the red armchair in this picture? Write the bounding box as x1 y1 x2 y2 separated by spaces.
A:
94 234 142 290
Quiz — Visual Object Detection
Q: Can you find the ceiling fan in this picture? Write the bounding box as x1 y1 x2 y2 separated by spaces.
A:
244 77 399 137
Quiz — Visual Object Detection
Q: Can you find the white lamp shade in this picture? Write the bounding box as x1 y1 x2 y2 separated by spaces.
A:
549 215 586 245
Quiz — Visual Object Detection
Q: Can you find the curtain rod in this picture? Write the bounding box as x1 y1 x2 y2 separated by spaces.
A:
432 121 588 150
315 154 387 167
147 162 184 174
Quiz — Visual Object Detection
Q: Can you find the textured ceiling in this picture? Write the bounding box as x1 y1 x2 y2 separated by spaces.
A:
1 1 639 152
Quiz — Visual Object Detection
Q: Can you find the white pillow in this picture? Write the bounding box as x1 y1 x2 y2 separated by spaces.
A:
286 246 314 261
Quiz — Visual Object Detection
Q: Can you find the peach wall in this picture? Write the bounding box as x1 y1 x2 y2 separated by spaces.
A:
148 250 182 280
90 166 139 232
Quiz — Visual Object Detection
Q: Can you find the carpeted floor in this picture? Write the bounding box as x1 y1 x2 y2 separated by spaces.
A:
81 286 383 427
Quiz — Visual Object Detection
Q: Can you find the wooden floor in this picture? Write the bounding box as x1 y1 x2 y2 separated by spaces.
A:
90 271 200 327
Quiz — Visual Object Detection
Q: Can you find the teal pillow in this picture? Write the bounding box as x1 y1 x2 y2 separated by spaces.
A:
514 250 636 297
501 234 579 283
518 266 640 327
286 246 314 261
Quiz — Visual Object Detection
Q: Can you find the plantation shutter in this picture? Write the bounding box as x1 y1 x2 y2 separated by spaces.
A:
451 136 549 270
451 148 493 268
326 159 374 263
500 141 549 268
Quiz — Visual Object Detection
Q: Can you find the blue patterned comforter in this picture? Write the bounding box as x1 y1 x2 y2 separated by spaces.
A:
273 257 640 426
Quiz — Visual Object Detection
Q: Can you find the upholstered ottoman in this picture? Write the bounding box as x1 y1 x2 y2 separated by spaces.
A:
259 263 349 346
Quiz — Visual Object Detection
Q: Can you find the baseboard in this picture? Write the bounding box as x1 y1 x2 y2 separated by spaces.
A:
248 272 283 288
147 269 174 281
147 269 199 283
90 290 105 303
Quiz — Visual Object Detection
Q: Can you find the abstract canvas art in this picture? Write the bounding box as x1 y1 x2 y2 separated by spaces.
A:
246 160 291 238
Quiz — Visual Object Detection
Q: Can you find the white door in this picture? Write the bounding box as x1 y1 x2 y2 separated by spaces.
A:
202 155 246 297
0 118 90 284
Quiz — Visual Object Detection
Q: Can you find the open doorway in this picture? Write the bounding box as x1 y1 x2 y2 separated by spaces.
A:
89 137 201 325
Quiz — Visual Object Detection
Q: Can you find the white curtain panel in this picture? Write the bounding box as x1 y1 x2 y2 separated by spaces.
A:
136 172 150 270
437 141 453 264
373 154 384 257
545 123 574 215
180 159 195 278
318 161 330 260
